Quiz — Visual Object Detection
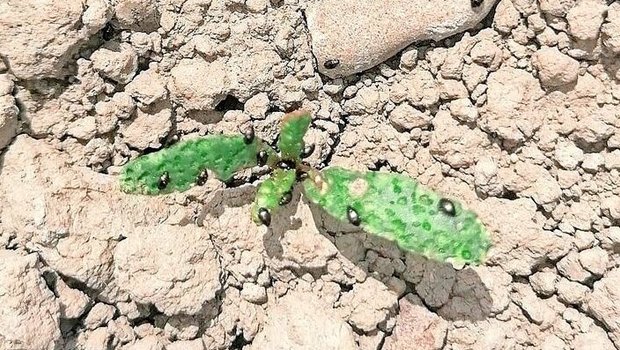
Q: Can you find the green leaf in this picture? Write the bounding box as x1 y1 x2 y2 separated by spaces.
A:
251 168 296 225
277 110 312 161
302 167 491 265
120 135 262 195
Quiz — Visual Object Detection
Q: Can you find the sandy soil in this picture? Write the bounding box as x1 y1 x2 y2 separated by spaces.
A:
0 0 619 349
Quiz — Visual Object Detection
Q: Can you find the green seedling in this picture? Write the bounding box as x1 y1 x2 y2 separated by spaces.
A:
119 110 491 265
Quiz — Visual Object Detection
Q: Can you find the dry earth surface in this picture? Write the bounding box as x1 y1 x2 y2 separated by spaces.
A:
0 0 620 349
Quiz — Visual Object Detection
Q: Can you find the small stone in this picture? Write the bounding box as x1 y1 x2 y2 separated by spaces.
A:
532 47 580 88
385 277 407 297
556 278 589 305
540 334 567 350
306 0 498 78
602 197 620 221
55 277 91 319
168 58 229 110
602 3 620 54
370 256 395 276
572 114 615 146
114 0 160 32
241 283 268 304
530 271 558 297
566 0 607 41
494 0 521 33
83 303 116 330
163 316 199 341
249 292 356 350
557 252 592 283
400 47 418 69
130 32 152 55
383 294 448 350
449 98 479 123
439 79 469 100
578 247 609 276
244 93 270 119
581 153 604 172
470 39 502 67
574 230 596 250
125 68 168 106
511 284 554 326
67 116 98 140
90 43 138 84
557 170 580 189
388 104 431 131
604 150 620 170
564 201 597 231
554 141 584 170
116 301 150 321
563 307 581 323
121 107 172 150
340 278 398 332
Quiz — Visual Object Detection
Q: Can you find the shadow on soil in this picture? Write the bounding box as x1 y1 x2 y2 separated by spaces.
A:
259 185 492 323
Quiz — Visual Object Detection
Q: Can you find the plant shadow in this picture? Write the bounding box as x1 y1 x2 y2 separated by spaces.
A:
261 185 493 323
199 180 492 323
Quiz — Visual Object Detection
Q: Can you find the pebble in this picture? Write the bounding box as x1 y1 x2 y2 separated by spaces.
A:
578 247 609 276
566 0 607 41
306 0 498 78
554 141 585 170
557 252 592 283
556 278 589 305
582 153 604 172
529 271 558 297
532 47 580 88
83 303 116 330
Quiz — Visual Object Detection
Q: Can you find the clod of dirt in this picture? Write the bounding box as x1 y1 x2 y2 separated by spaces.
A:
168 59 230 111
0 74 18 150
0 0 112 80
339 277 398 332
478 198 571 276
383 294 448 350
587 268 620 348
114 225 223 316
0 251 62 349
90 43 139 84
249 291 357 350
0 135 191 301
532 47 580 88
306 0 498 78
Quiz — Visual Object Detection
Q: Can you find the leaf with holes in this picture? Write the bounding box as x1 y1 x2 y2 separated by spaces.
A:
120 135 263 195
251 168 297 225
302 167 491 265
277 110 312 161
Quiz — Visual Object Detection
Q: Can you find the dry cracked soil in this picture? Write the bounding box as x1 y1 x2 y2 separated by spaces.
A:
0 0 620 349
